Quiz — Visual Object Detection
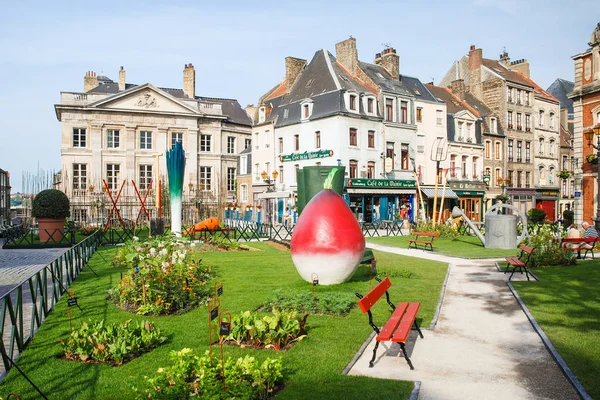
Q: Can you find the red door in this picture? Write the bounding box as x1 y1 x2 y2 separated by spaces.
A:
537 200 556 221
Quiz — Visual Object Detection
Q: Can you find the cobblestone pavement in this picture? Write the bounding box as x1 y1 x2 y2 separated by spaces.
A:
0 244 68 297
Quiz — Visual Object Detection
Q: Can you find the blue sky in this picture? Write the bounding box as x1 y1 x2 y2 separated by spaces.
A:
0 0 597 192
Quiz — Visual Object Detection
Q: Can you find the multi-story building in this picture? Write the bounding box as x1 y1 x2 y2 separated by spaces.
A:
426 83 488 221
54 65 251 224
250 38 442 224
569 23 600 227
547 78 576 217
441 46 560 218
0 169 10 225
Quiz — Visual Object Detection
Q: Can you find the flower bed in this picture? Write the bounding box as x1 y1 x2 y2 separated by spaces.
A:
257 289 356 316
224 310 308 351
110 235 214 315
523 224 576 266
59 319 166 365
133 348 283 399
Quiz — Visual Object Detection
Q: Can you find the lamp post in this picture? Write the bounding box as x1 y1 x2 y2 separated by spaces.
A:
584 124 600 230
261 170 279 224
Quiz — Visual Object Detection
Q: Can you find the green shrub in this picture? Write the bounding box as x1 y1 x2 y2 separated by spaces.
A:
133 348 283 399
32 189 70 219
563 210 574 226
412 221 459 238
111 235 214 315
258 289 356 316
527 208 546 225
225 309 308 351
59 319 166 365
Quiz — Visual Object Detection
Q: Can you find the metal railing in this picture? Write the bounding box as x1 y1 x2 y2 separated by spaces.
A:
0 231 102 381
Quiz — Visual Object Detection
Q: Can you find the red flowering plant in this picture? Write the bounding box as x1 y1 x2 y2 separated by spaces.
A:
110 235 214 315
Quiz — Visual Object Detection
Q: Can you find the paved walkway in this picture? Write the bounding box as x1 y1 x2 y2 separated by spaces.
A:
0 241 67 297
348 243 580 400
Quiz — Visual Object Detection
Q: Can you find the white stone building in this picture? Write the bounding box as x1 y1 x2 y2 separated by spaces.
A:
55 65 252 225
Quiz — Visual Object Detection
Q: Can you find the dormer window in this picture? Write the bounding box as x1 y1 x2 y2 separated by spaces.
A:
259 107 266 123
367 98 374 113
349 95 357 111
300 99 313 120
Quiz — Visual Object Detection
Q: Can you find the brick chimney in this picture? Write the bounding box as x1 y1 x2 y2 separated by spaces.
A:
285 57 306 93
84 71 98 92
380 47 400 80
335 37 359 75
468 45 483 99
451 79 466 101
499 49 511 67
509 59 530 78
183 63 195 98
118 66 126 91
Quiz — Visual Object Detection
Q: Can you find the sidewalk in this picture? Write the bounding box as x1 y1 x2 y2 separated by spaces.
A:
348 243 580 400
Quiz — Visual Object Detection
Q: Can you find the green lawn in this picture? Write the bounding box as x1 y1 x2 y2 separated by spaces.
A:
368 235 518 258
512 262 600 399
0 242 448 400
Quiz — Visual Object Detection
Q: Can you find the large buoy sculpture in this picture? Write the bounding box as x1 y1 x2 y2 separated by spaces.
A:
290 168 365 285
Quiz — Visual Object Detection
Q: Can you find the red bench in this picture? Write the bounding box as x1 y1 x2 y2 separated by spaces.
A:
407 232 439 251
560 237 597 260
504 244 536 281
356 277 423 369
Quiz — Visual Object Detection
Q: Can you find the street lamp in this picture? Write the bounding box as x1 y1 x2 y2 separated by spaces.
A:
261 170 279 224
584 124 600 230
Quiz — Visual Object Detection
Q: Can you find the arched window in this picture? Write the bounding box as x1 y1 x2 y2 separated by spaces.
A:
539 138 545 156
549 166 555 185
450 155 457 177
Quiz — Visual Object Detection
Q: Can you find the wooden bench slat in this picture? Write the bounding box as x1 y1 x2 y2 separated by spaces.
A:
392 303 421 343
376 302 409 341
357 277 392 313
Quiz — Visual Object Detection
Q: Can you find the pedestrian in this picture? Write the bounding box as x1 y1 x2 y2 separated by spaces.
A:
581 221 598 251
283 207 292 227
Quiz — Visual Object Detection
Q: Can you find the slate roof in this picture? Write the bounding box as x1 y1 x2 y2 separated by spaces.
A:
359 62 412 96
425 84 469 114
547 78 574 114
512 72 559 104
88 79 251 126
274 49 381 128
399 75 439 103
482 59 533 88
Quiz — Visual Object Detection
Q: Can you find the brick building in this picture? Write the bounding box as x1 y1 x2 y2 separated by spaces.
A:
570 22 600 227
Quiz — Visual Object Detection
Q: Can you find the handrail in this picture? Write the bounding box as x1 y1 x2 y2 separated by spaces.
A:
0 230 102 381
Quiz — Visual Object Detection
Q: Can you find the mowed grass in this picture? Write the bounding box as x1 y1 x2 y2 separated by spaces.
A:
368 234 518 258
0 241 448 400
512 262 600 399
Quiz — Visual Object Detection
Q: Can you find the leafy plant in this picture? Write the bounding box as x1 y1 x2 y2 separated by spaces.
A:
58 319 166 365
563 210 574 227
133 348 283 399
522 224 575 266
32 189 70 219
206 235 241 250
110 235 214 315
412 221 459 238
527 208 547 225
225 310 308 351
258 289 356 316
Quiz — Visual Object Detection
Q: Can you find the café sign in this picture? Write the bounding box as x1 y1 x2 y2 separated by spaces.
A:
280 150 333 162
347 178 415 188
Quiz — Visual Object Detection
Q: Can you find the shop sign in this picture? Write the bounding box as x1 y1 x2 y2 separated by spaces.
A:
536 190 559 197
454 191 485 196
347 178 416 188
280 150 333 162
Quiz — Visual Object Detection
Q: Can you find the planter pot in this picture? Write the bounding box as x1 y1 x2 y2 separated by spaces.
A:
37 218 65 242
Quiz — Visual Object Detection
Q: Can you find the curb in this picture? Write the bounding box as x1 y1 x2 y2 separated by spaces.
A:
430 263 451 329
507 282 592 400
409 381 421 400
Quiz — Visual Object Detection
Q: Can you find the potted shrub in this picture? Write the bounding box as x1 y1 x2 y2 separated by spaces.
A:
32 189 70 242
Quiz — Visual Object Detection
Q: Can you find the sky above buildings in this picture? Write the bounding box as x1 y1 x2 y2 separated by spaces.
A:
0 0 597 192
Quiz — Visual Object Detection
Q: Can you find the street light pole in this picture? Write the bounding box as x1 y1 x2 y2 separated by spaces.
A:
583 124 600 230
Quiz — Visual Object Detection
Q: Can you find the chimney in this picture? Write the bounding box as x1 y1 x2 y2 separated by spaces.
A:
335 37 359 75
380 47 399 80
285 57 306 93
374 52 382 65
468 45 483 99
509 59 530 78
451 79 466 101
84 71 98 92
499 50 510 67
118 66 126 91
183 63 195 98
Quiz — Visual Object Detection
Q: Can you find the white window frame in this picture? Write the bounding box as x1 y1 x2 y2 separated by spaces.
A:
139 164 153 190
73 128 86 148
140 131 152 150
171 132 183 148
200 134 212 152
227 136 236 154
106 164 120 190
227 167 236 191
199 166 212 190
72 163 87 190
107 129 119 149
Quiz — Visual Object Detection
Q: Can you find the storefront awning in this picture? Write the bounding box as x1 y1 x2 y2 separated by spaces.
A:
420 187 459 199
346 188 415 195
256 191 293 199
